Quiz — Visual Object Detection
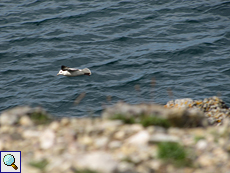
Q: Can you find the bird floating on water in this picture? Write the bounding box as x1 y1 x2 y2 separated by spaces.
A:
57 65 91 77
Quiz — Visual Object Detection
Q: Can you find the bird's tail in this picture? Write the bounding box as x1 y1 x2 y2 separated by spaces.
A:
82 68 91 76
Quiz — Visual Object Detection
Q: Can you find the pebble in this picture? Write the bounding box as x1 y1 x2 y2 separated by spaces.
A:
75 151 118 173
22 130 41 138
126 130 150 146
109 140 122 149
60 117 70 126
94 137 109 148
20 116 34 126
197 154 216 167
196 140 208 151
39 129 55 149
114 130 126 140
49 121 60 131
80 136 93 146
117 162 134 173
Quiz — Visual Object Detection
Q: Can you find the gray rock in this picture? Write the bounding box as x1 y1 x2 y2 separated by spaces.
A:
94 137 109 148
149 133 179 143
22 130 41 139
117 162 135 173
0 106 52 126
75 151 118 173
0 106 32 125
109 140 122 149
126 130 150 146
114 130 126 140
39 129 56 149
19 116 33 126
196 140 208 151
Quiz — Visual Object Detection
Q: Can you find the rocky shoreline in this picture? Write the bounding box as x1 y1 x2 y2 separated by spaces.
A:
0 96 230 173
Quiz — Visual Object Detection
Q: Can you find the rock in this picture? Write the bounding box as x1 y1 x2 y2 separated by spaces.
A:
166 96 230 126
46 157 71 173
75 151 118 173
103 102 208 128
49 121 60 131
109 140 122 149
114 130 126 140
126 130 150 146
94 137 109 149
148 160 162 172
136 164 152 173
23 130 41 138
79 136 93 146
129 124 143 132
149 134 179 143
20 116 34 126
21 162 42 173
224 140 230 152
39 129 55 149
196 140 208 151
197 154 216 167
0 106 52 126
100 120 124 128
168 127 184 136
167 107 207 127
212 147 229 164
0 106 32 125
0 140 3 150
60 117 70 126
117 162 135 173
0 125 14 133
166 98 194 108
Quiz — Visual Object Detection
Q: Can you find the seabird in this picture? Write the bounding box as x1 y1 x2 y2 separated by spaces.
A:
57 65 91 77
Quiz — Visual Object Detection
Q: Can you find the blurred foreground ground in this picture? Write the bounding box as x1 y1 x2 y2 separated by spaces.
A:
0 97 230 173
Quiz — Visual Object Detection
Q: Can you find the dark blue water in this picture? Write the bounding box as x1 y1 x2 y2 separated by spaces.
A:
1 0 230 117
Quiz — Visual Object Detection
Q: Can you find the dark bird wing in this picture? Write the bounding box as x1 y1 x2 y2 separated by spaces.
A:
61 65 79 72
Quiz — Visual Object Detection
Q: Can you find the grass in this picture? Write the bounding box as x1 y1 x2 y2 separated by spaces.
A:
30 112 52 125
140 115 171 128
74 169 100 173
110 113 171 128
157 142 191 167
29 159 49 171
110 114 136 124
29 159 100 173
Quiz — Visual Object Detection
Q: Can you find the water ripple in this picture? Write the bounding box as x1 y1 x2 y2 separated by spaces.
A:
0 0 230 116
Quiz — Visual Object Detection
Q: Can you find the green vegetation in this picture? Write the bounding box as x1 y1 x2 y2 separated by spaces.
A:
110 114 136 124
74 169 100 173
194 135 205 143
157 142 191 167
29 159 100 173
121 156 135 164
110 114 171 128
30 112 52 125
29 159 49 171
140 116 171 128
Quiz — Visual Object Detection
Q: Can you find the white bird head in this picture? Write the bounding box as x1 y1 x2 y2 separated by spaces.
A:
57 70 63 76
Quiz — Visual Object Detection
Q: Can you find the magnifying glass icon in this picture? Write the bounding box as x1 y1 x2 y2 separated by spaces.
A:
3 154 18 170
